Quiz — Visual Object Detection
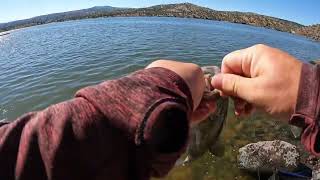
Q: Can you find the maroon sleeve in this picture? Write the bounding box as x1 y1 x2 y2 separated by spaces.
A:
289 63 320 156
0 67 193 180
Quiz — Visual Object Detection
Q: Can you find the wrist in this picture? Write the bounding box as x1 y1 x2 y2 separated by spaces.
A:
289 63 320 127
289 60 303 115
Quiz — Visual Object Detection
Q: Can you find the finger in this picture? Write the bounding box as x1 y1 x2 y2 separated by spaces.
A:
222 47 254 77
211 73 257 103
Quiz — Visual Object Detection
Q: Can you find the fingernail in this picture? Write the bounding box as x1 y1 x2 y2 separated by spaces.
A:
211 74 223 90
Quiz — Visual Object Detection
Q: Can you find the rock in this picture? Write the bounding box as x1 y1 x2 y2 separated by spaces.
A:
296 24 320 42
238 140 300 172
312 160 320 180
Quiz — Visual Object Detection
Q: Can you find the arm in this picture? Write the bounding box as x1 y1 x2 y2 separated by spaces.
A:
211 44 320 156
290 63 320 155
0 61 205 180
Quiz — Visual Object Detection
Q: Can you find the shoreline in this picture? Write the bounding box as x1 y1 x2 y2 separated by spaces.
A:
0 3 319 42
0 32 10 36
0 16 318 44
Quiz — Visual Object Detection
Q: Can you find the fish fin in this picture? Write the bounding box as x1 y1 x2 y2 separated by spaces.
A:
290 125 302 139
175 156 192 166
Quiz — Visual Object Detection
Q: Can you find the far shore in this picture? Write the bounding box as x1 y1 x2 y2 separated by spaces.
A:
0 32 10 36
0 3 319 42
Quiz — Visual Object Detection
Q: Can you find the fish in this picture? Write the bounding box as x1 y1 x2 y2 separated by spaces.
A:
177 66 229 165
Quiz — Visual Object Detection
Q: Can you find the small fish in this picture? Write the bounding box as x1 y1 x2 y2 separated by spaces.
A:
178 66 229 165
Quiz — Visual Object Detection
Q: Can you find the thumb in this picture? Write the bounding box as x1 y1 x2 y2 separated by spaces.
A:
211 73 255 102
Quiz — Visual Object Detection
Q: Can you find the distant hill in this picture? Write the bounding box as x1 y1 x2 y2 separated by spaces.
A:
0 6 121 32
113 3 303 32
0 3 319 42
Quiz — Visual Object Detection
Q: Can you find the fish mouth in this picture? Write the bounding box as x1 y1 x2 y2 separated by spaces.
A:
201 66 227 112
201 66 221 100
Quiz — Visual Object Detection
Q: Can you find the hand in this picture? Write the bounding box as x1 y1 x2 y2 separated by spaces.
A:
211 44 303 120
146 60 217 124
146 60 206 110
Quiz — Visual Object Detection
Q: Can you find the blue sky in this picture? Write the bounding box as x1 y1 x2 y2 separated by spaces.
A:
1 0 319 25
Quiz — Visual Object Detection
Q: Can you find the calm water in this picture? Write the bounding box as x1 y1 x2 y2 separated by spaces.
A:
1 17 320 179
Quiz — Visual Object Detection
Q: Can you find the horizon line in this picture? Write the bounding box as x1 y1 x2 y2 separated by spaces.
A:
0 2 317 26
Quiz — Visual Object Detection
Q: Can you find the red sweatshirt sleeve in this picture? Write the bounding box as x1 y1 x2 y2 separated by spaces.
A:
289 63 320 156
0 67 193 180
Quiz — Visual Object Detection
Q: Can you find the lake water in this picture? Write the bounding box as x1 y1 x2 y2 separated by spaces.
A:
1 17 320 179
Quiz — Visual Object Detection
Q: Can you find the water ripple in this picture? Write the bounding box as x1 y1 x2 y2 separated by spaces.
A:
0 17 320 120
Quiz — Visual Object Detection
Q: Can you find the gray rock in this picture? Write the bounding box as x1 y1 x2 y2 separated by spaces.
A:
312 161 320 180
238 140 300 172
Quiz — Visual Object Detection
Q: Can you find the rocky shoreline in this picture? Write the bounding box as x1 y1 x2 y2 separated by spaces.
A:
296 25 320 42
0 3 319 42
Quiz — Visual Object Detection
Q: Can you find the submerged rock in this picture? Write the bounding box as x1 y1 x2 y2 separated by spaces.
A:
312 161 320 180
238 140 300 172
